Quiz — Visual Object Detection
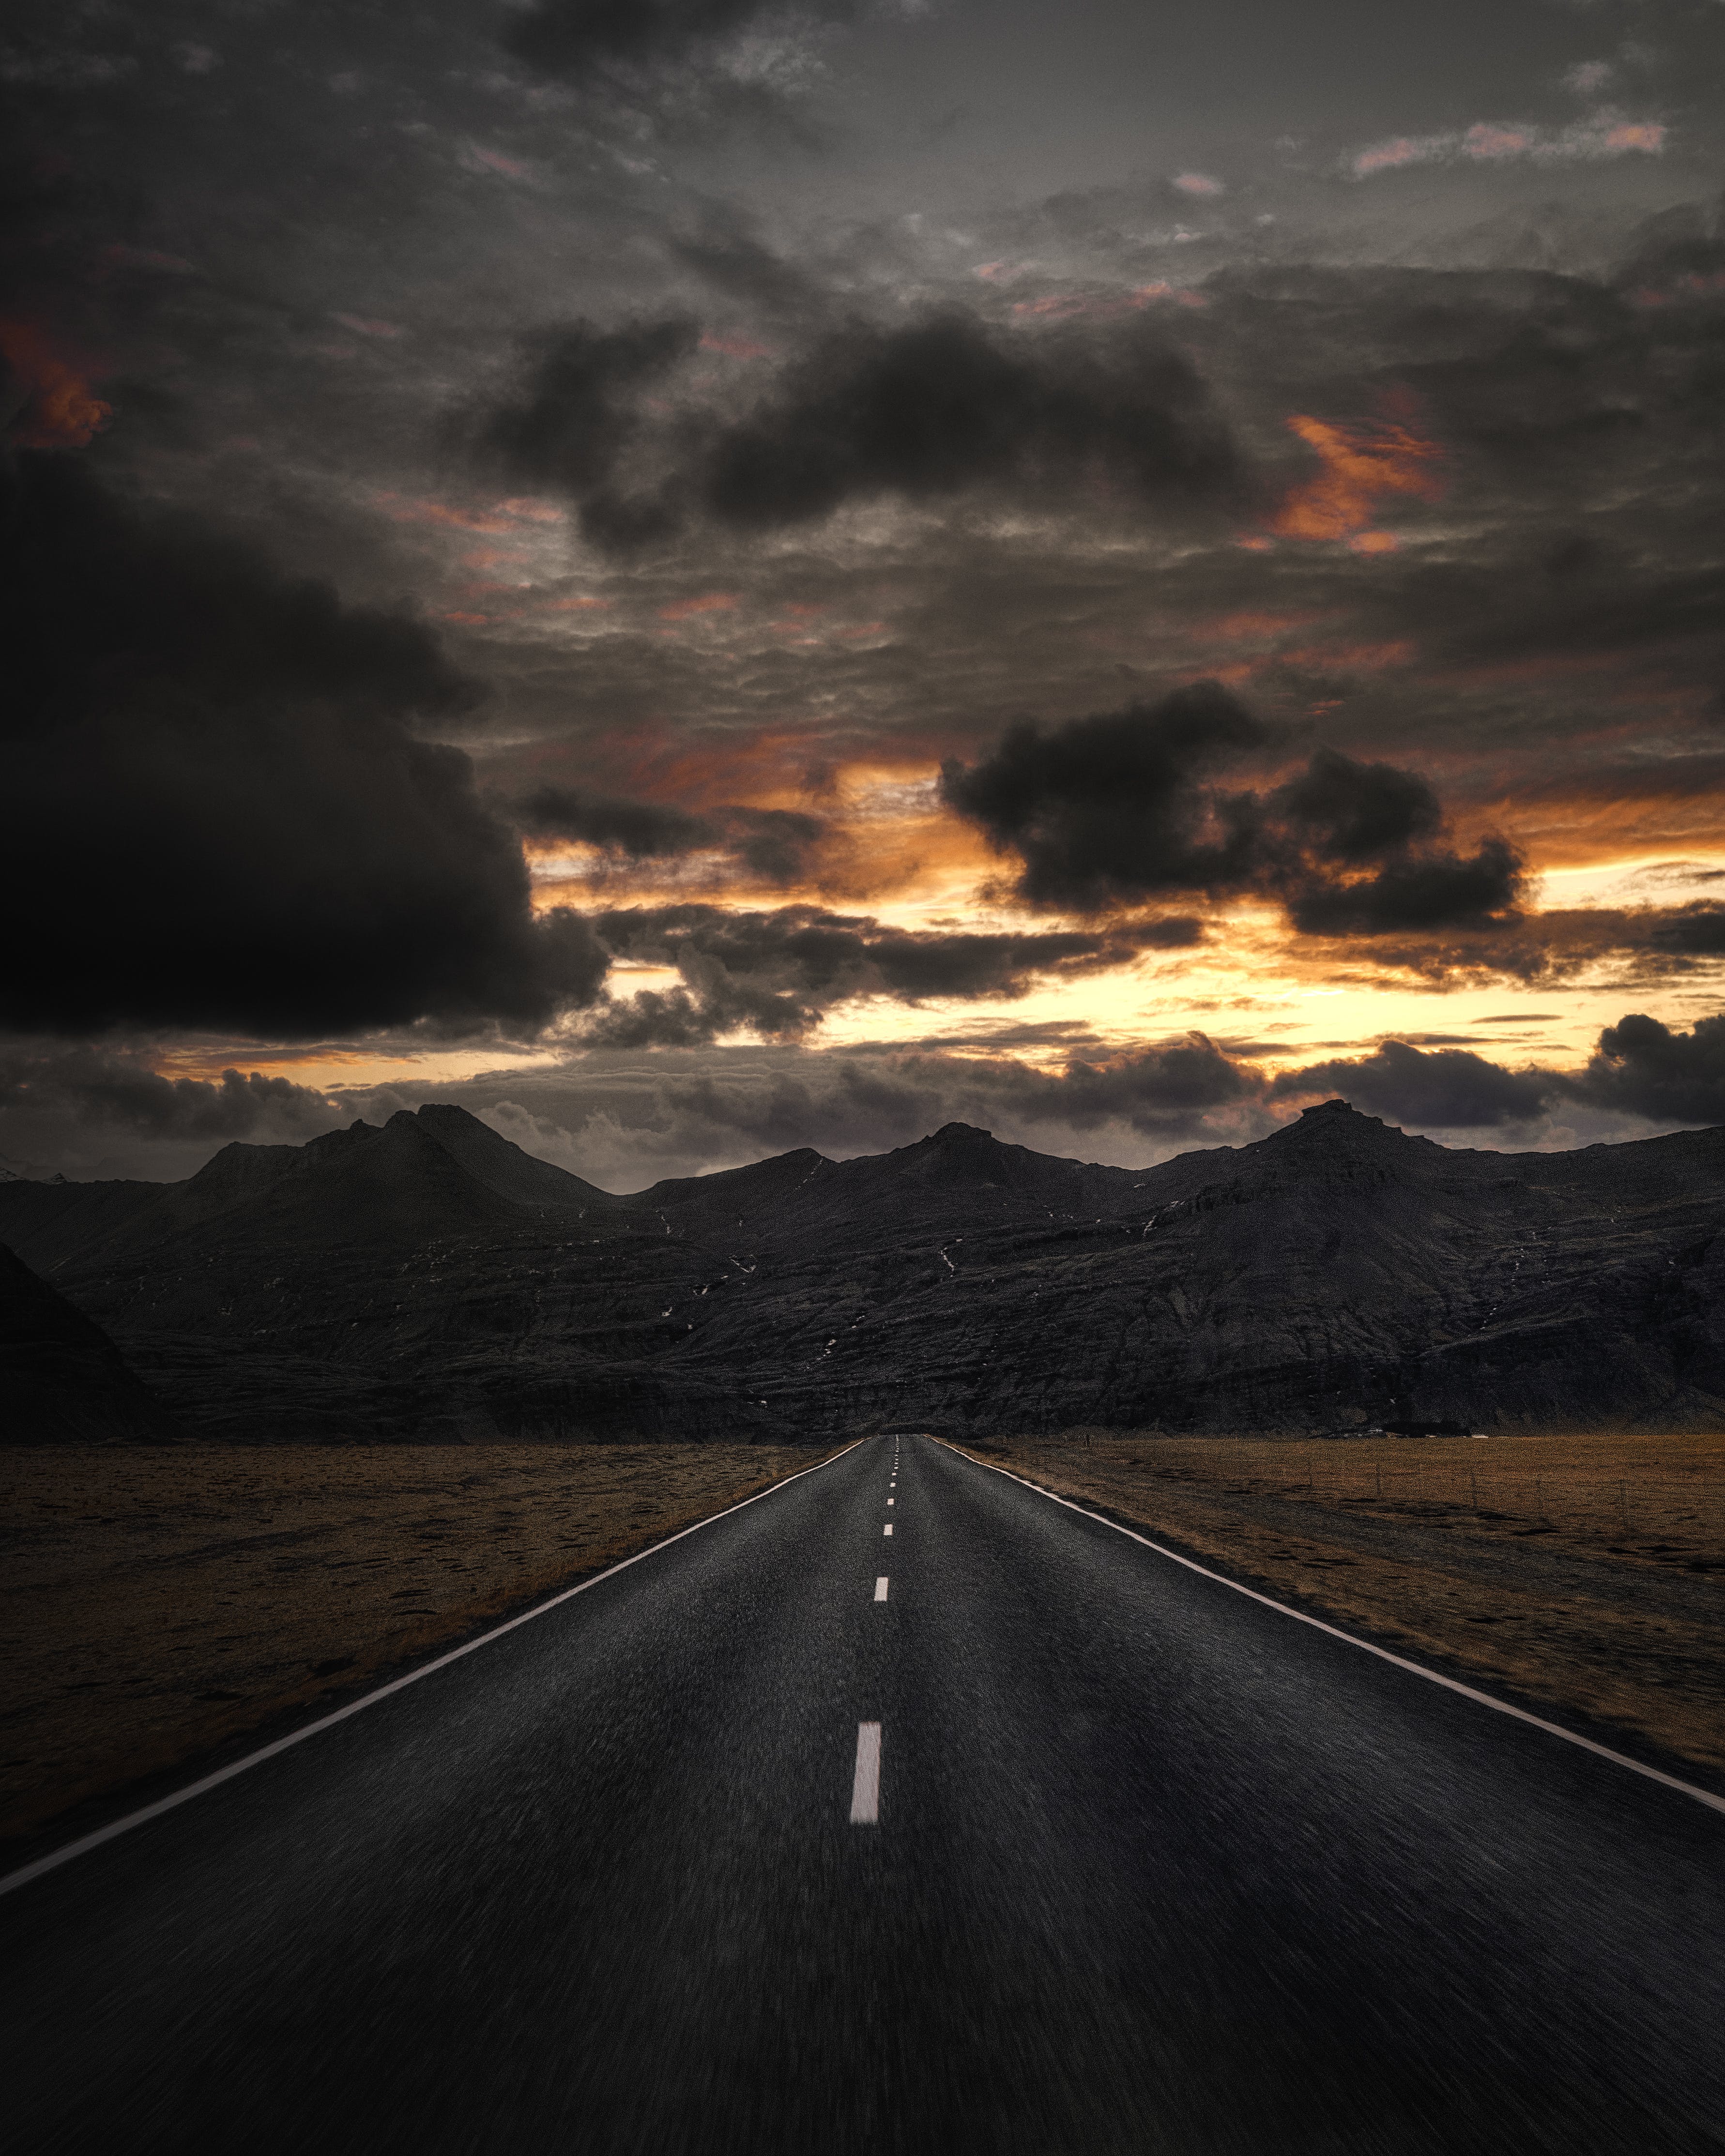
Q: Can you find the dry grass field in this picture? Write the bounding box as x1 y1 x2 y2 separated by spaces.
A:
0 1443 836 1846
952 1432 1725 1781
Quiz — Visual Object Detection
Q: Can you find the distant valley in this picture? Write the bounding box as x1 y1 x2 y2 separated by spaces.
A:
5 1099 1725 1441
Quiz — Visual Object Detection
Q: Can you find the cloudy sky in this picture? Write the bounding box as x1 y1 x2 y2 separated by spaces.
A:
4 0 1725 1187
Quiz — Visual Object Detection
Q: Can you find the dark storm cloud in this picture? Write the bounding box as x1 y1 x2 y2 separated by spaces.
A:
1022 1033 1262 1132
1281 837 1525 936
0 452 607 1038
666 204 828 322
1652 907 1725 957
1270 1040 1555 1128
1271 747 1440 861
514 784 715 859
1267 1018 1725 1136
510 785 826 885
469 308 1239 550
584 904 1200 1045
726 808 827 883
1571 1012 1725 1126
1301 906 1725 992
478 319 701 496
940 686 1523 931
0 1043 343 1146
471 318 702 554
700 311 1237 531
940 683 1272 908
1261 1017 1725 1136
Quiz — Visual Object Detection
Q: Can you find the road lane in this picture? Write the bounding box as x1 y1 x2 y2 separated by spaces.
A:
6 1433 1724 2156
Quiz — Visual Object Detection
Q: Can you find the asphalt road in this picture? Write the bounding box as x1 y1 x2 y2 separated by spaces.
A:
6 1434 1724 2156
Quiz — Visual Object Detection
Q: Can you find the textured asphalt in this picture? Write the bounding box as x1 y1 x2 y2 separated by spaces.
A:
5 1434 1724 2156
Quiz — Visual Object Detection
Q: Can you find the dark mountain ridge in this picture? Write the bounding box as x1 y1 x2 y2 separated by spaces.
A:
3 1100 1723 1440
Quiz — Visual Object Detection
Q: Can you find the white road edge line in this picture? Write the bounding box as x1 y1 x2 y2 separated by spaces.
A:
937 1440 1725 1821
850 1720 882 1823
874 1576 889 1602
0 1437 872 1901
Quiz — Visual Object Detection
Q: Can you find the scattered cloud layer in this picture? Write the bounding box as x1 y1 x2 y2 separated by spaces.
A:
0 0 1721 1182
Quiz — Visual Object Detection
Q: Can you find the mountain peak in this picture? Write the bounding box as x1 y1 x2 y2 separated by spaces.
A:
1298 1099 1375 1122
931 1122 994 1142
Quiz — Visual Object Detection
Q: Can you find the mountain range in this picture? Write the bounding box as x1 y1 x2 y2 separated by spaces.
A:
4 1099 1725 1441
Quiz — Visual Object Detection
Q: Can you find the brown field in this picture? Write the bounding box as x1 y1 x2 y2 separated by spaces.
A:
950 1431 1725 1780
0 1443 837 1846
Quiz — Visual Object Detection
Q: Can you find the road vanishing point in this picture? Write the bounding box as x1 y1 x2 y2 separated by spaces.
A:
6 1435 1724 2155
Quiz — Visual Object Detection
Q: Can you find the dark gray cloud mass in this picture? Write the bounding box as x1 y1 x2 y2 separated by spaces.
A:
1269 1039 1555 1128
700 311 1238 529
511 785 827 886
941 686 1524 929
583 902 1203 1045
0 453 607 1037
0 1042 342 1149
1574 1012 1725 1126
473 318 702 554
472 309 1239 551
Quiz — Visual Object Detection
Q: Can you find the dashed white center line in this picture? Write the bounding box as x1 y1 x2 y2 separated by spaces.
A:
874 1575 889 1601
883 1522 892 1535
887 1497 894 1506
850 1721 882 1823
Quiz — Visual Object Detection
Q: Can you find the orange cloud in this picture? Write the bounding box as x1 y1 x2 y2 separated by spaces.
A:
460 143 533 182
1462 123 1531 160
1350 114 1666 179
700 331 775 360
1267 412 1444 545
658 592 739 621
1630 269 1725 308
1209 610 1325 639
1011 283 1206 322
0 320 112 448
331 313 403 338
374 492 517 534
1351 136 1433 177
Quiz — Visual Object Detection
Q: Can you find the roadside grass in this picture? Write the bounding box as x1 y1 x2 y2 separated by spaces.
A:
954 1432 1725 1780
0 1442 835 1845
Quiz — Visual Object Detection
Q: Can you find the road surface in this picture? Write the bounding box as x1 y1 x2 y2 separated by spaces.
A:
6 1434 1724 2155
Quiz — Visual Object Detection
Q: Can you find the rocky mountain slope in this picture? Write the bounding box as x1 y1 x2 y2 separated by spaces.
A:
0 1243 183 1443
3 1100 1724 1439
